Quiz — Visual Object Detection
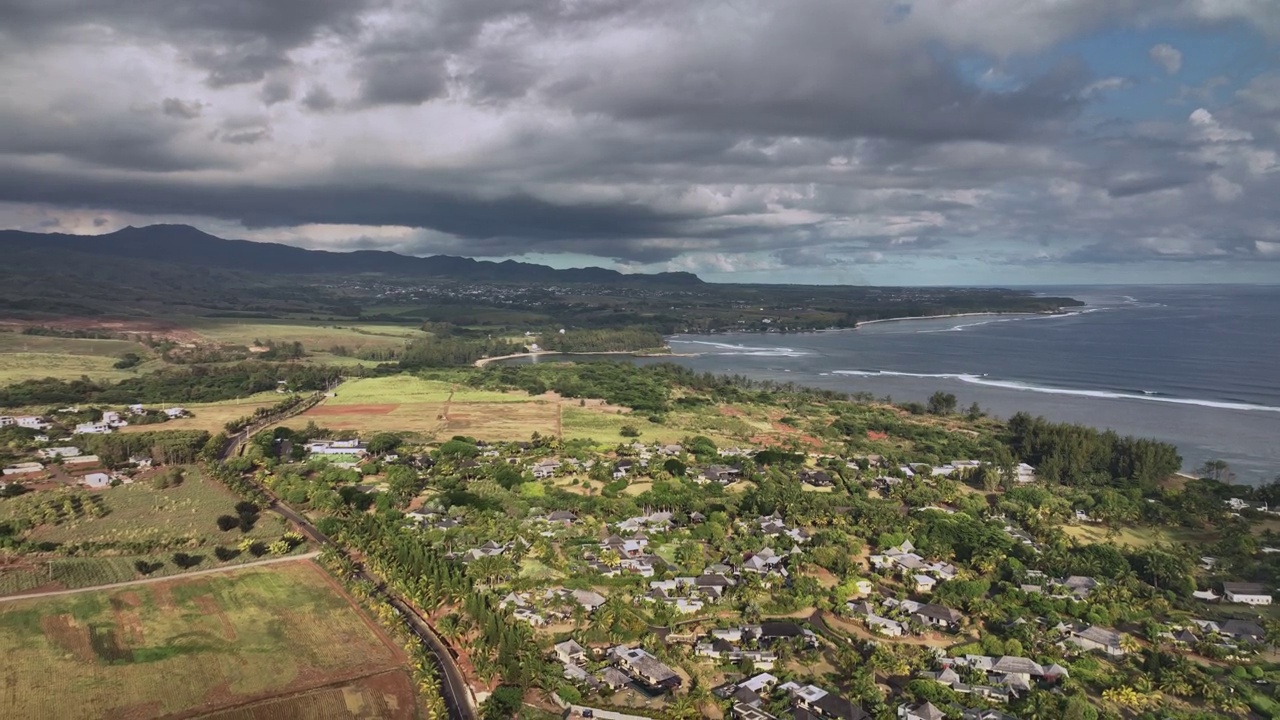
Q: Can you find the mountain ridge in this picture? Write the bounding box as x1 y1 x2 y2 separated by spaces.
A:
0 224 704 286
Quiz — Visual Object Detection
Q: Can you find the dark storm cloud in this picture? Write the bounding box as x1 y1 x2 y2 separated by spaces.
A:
301 86 338 113
0 0 376 85
160 98 204 120
0 165 704 259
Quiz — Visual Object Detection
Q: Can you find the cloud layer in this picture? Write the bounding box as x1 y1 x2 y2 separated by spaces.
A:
0 0 1277 281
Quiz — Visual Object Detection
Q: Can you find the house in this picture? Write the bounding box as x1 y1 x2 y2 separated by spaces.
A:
912 574 937 594
306 440 368 456
75 422 112 435
570 589 607 613
610 646 682 691
547 510 578 525
81 472 112 488
532 460 560 479
2 462 44 476
1061 575 1099 599
660 444 683 455
1223 582 1272 605
899 702 946 720
865 614 904 637
164 407 187 418
38 447 81 459
63 454 101 467
913 604 964 631
781 682 870 720
1015 463 1037 483
612 459 635 479
1067 626 1126 657
555 639 587 665
4 415 51 430
700 465 741 484
597 668 632 691
1220 619 1266 643
800 469 834 487
102 411 126 427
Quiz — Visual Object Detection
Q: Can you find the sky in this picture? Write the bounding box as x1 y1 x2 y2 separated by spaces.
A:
1 1 1278 285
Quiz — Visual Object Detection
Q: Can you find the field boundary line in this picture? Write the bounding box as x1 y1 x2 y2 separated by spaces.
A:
0 551 321 603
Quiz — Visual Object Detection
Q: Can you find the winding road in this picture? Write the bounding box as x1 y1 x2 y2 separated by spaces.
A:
215 388 477 720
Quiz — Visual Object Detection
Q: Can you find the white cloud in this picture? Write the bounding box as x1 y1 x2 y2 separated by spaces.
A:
1149 43 1183 75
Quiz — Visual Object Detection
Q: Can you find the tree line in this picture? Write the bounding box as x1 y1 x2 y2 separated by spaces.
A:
1005 412 1181 488
0 362 341 407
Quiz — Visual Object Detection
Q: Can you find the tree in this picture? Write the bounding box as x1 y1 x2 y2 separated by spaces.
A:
216 514 240 531
619 424 641 438
1199 459 1232 483
927 391 958 415
367 432 402 455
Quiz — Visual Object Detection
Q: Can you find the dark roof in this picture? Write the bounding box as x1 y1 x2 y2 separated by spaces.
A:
1221 619 1265 640
759 621 804 638
696 574 733 587
1223 581 1268 595
812 692 871 720
916 603 963 623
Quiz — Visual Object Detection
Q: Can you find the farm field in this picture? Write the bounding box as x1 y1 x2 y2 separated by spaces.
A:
187 319 429 353
121 393 284 435
0 561 415 720
0 333 158 384
0 468 295 596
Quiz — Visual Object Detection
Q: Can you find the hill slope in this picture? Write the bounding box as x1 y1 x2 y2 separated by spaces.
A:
0 224 702 286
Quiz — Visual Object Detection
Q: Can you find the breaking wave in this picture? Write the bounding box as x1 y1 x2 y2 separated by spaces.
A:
830 370 1280 413
670 340 811 357
915 308 1108 334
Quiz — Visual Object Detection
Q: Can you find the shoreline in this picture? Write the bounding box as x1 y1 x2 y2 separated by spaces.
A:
853 310 1058 329
474 349 682 367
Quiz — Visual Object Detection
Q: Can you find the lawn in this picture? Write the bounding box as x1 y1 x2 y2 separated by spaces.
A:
0 334 159 385
0 468 297 596
0 561 414 720
560 407 686 445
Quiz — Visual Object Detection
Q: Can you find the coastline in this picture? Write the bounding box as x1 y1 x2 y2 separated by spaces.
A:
853 310 1057 329
474 349 683 367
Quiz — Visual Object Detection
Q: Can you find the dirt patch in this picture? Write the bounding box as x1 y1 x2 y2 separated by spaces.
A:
41 613 96 662
0 317 203 344
111 593 146 646
151 581 176 611
719 405 746 417
867 431 889 441
307 404 398 416
194 595 238 641
308 562 406 666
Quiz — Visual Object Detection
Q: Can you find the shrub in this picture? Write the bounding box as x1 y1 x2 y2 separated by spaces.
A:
215 515 240 532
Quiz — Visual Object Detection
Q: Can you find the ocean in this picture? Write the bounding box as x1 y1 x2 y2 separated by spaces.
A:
658 285 1280 484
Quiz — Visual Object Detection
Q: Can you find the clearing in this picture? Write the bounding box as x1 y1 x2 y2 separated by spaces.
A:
0 560 416 720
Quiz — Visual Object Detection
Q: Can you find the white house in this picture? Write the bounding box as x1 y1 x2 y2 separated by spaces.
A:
164 407 188 418
38 447 81 459
75 422 112 435
1223 582 1272 605
1 415 50 430
81 472 112 488
306 440 367 456
128 404 145 414
1015 463 1037 483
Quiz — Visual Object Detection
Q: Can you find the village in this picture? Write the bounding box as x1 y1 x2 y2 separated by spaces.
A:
274 429 1280 720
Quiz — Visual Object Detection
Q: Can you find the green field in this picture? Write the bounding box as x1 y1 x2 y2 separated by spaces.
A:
0 561 412 720
328 376 457 404
0 333 157 384
188 319 429 351
0 469 295 596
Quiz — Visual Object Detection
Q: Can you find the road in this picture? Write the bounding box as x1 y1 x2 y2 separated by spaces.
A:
0 552 321 604
211 382 477 719
248 468 478 720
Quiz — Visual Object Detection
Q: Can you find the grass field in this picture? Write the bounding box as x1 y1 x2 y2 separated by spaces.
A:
0 333 157 384
188 319 428 352
331 375 535 405
0 468 293 596
0 561 415 720
121 393 284 435
1061 523 1213 548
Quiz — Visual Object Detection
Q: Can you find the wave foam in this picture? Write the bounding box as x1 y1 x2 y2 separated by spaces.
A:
916 308 1107 334
831 370 1280 413
671 340 810 357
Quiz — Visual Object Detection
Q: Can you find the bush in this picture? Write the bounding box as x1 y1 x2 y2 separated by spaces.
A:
134 560 163 575
215 514 240 532
172 552 203 569
619 424 641 437
213 546 239 562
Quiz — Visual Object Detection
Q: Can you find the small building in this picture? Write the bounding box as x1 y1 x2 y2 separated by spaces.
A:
306 440 368 456
38 447 81 459
164 407 188 418
1067 626 1126 657
81 472 112 489
75 422 112 435
2 462 44 476
610 646 682 692
555 639 587 666
1223 582 1272 605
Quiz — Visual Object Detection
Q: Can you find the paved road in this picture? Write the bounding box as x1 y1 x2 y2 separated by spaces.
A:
257 477 477 720
0 552 321 604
